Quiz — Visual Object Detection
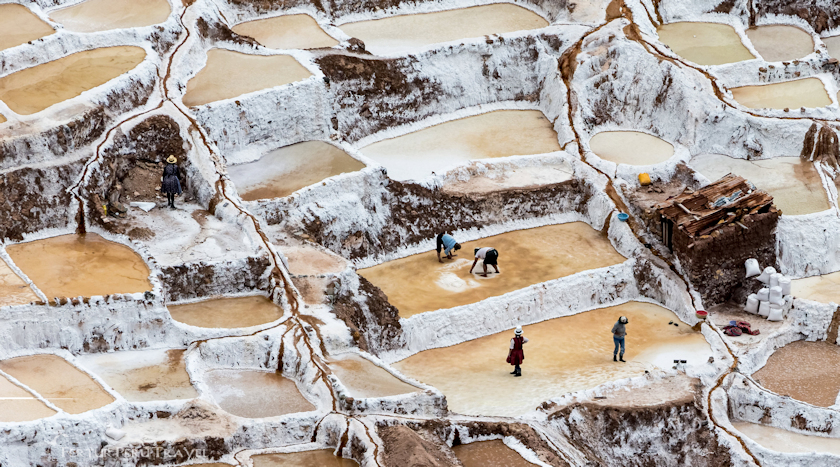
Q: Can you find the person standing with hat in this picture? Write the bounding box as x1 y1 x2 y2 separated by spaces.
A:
612 316 628 362
507 326 528 377
161 155 182 209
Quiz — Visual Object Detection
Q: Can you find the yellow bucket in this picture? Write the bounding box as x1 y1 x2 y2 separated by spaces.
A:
638 173 651 186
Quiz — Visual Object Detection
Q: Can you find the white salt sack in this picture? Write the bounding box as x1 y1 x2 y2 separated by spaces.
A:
770 273 782 288
769 286 783 303
757 267 776 284
757 288 770 301
779 276 791 295
745 294 759 314
745 258 761 278
759 301 770 317
767 304 784 321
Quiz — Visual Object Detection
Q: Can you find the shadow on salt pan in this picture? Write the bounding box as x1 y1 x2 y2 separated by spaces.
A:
731 78 831 110
734 421 840 455
588 131 674 165
205 369 314 418
791 271 840 304
0 4 55 51
327 353 419 398
77 349 197 402
657 22 754 66
50 0 171 33
232 14 339 50
168 295 283 329
453 440 536 467
252 450 358 466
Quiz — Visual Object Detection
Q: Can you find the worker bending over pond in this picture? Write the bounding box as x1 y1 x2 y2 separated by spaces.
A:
612 316 628 362
436 232 461 263
470 247 499 277
507 326 528 377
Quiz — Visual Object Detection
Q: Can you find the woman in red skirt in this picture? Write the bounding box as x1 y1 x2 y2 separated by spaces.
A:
507 326 529 377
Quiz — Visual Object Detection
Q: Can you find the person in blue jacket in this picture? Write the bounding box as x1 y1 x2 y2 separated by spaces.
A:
436 232 461 263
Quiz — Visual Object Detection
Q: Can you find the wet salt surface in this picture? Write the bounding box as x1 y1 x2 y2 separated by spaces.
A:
228 141 366 200
0 4 54 51
339 4 548 55
6 233 151 299
50 0 171 33
791 271 840 304
359 223 625 317
232 14 338 50
77 349 197 402
182 49 311 107
689 154 832 215
0 46 146 115
589 131 675 166
0 259 38 307
393 302 711 416
360 110 561 181
0 374 57 422
731 77 831 110
0 354 114 414
752 340 840 406
205 369 314 418
453 440 536 467
657 22 754 65
252 450 358 466
327 353 419 399
168 295 283 329
745 25 814 62
734 421 840 455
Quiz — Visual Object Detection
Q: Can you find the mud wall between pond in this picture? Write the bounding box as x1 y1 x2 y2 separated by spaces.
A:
160 255 272 302
331 272 402 354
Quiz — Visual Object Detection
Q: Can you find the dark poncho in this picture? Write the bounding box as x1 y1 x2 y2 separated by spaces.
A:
161 163 182 195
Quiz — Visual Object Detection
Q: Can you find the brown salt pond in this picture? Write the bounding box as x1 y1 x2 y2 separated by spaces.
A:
791 271 840 304
0 259 38 307
392 302 711 416
731 78 831 110
0 374 57 422
228 141 366 200
252 450 357 466
205 369 315 418
182 49 311 107
657 22 755 65
589 131 675 166
339 4 548 55
0 4 55 51
360 110 561 181
689 154 832 215
168 296 283 329
232 14 338 50
327 353 419 399
6 233 151 299
453 440 535 467
77 349 197 402
50 0 171 33
745 25 814 62
752 340 840 406
0 354 115 414
359 223 625 317
734 421 840 455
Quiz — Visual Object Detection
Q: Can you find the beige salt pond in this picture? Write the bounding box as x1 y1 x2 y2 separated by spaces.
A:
168 296 283 329
6 233 151 299
205 369 314 418
745 25 814 62
283 245 347 275
228 141 366 200
339 4 548 55
0 374 57 422
252 450 357 466
589 131 675 166
657 22 754 65
0 259 38 307
360 110 561 181
689 154 832 215
77 349 197 402
0 4 54 51
232 14 338 50
824 35 840 59
0 46 146 115
791 271 840 304
731 78 831 110
454 440 535 467
182 48 311 107
327 353 419 399
50 0 171 33
734 421 840 455
752 340 840 406
359 223 625 317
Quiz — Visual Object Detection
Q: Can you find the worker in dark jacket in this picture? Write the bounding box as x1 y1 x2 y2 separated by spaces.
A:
507 326 528 377
612 316 628 362
436 232 461 263
161 155 182 209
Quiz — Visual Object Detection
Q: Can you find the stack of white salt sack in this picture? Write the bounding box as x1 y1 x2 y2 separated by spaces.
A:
744 259 792 322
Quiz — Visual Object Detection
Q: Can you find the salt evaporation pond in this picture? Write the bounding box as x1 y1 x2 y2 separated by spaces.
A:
359 223 625 317
282 245 347 275
657 22 754 65
0 4 54 51
0 46 146 115
327 353 419 399
824 35 840 59
734 421 840 455
205 370 314 418
6 233 151 299
731 78 831 110
0 374 57 422
168 296 283 329
588 131 675 165
360 110 561 181
50 0 171 33
182 49 312 107
752 340 840 406
339 4 548 55
689 154 832 215
78 349 197 402
232 14 338 50
745 25 814 62
791 271 840 304
0 259 38 307
393 302 711 416
252 450 358 466
0 354 114 414
454 440 535 467
228 141 366 200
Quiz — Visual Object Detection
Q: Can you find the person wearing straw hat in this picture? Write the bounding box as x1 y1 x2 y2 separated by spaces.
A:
506 326 528 377
161 155 182 209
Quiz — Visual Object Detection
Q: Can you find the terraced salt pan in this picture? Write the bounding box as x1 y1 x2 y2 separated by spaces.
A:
168 296 283 329
745 25 814 62
731 78 831 110
182 48 312 107
232 14 338 50
588 131 675 165
824 35 840 59
0 374 57 422
0 46 146 115
228 141 366 201
359 223 625 317
734 421 840 455
454 440 535 467
327 353 418 399
657 22 754 65
0 259 38 307
393 302 711 416
205 369 314 418
338 4 548 55
0 4 55 51
77 349 197 402
689 154 832 215
752 340 840 406
0 354 114 414
282 245 347 275
791 271 840 304
50 0 171 33
252 450 358 466
360 110 561 181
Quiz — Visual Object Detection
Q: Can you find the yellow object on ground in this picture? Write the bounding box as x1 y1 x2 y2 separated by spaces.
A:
639 173 651 186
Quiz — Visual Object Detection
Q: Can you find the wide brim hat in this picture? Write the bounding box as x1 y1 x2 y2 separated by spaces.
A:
515 326 523 335
166 155 177 164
